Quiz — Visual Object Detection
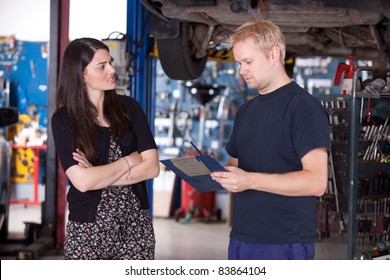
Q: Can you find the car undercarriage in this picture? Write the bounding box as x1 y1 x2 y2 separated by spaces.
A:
142 0 390 80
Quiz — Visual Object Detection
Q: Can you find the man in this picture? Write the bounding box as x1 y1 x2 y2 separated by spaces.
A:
211 20 330 260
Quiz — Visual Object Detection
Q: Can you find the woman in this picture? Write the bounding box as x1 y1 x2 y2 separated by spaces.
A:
51 38 159 259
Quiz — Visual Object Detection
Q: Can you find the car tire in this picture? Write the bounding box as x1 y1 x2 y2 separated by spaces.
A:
156 22 207 80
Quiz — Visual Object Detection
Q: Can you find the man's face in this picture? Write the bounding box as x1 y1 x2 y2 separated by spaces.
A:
233 38 273 93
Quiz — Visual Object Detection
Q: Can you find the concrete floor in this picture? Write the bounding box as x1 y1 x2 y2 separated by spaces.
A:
1 204 348 260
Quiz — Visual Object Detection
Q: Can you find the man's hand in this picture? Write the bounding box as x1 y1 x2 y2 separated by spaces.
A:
211 166 252 193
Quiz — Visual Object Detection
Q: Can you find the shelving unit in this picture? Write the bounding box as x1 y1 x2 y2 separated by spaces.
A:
348 66 390 259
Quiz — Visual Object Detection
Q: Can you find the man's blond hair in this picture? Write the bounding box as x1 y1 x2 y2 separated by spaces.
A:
227 20 286 65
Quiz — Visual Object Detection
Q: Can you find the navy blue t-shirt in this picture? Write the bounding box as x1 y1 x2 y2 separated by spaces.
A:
226 81 329 244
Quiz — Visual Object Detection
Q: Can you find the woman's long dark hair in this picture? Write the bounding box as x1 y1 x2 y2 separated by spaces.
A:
57 38 128 161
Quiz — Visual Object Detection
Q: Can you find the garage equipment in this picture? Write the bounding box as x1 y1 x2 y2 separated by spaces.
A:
329 145 345 235
334 56 357 95
0 107 18 239
172 149 222 224
360 241 390 259
175 178 221 223
1 109 51 259
185 82 224 150
171 84 224 223
102 32 130 96
348 65 390 259
174 143 222 223
9 143 47 206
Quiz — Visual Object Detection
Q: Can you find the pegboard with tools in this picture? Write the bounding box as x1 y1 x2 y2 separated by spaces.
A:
0 36 48 186
154 60 245 162
0 36 48 128
347 66 390 259
316 94 351 238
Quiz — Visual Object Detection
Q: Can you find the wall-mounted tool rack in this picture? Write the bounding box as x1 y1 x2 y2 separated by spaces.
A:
348 66 390 259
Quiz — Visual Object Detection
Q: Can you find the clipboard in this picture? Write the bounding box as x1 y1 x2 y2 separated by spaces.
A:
160 154 226 192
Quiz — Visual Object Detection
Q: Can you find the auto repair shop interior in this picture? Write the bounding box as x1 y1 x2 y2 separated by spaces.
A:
0 0 390 261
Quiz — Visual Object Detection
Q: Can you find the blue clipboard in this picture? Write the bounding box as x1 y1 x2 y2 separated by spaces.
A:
160 154 226 192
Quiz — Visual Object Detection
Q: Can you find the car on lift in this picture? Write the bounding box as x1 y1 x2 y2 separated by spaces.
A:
141 0 390 80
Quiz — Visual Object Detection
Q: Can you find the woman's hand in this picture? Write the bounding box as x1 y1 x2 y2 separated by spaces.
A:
72 148 92 168
125 151 142 168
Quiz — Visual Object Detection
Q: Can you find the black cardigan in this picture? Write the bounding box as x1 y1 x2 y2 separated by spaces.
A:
51 95 157 223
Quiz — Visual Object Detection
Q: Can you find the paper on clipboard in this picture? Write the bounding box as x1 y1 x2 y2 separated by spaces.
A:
160 154 226 192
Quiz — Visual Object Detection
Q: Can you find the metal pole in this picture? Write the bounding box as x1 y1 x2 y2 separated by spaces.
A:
347 66 370 259
127 0 156 216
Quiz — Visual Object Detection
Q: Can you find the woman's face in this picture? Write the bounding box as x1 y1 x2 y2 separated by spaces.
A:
83 49 116 93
